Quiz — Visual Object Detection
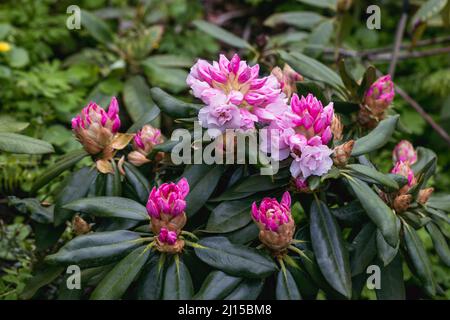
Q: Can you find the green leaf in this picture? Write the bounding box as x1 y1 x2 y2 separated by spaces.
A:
310 199 352 298
123 162 150 204
331 201 367 226
91 246 150 300
403 223 436 296
224 278 264 300
264 11 324 29
206 198 254 233
338 59 359 97
357 66 376 100
193 20 253 50
54 166 98 226
6 47 29 68
8 197 53 224
63 197 148 221
351 115 400 156
411 0 448 27
195 237 277 278
350 223 377 276
45 230 142 267
345 176 398 247
0 116 29 133
0 133 54 154
346 164 399 190
280 51 344 92
105 161 122 197
163 257 194 300
20 265 64 299
427 193 450 212
150 87 201 118
224 222 259 245
426 222 450 266
143 63 188 94
81 10 114 45
306 19 334 56
183 165 225 217
195 271 242 300
376 220 400 267
142 55 193 68
123 76 156 122
276 268 302 300
136 256 165 300
31 149 89 193
297 0 337 10
126 107 160 133
210 175 288 202
375 254 405 300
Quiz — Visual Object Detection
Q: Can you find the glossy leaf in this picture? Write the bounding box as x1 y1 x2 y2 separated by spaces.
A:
276 268 302 300
346 176 398 247
195 237 277 278
123 76 156 122
123 162 150 204
20 265 64 299
136 256 165 300
351 115 400 156
193 20 253 50
375 254 405 300
350 223 377 276
310 200 352 298
163 257 194 300
80 10 114 45
426 222 450 266
91 246 150 300
0 133 54 154
150 87 201 118
195 271 242 300
206 198 254 233
346 164 399 190
45 230 142 267
63 197 148 221
224 278 264 300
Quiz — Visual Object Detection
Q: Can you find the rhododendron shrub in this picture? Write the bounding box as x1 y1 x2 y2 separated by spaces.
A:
14 53 450 301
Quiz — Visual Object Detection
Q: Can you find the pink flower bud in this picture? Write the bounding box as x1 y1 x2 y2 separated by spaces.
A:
391 161 416 194
364 75 395 112
71 97 121 155
158 227 178 245
251 192 295 252
393 140 417 164
229 54 241 74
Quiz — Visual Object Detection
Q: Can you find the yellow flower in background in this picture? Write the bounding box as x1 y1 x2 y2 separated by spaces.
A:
0 41 11 52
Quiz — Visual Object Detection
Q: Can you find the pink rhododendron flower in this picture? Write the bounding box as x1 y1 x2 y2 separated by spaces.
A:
187 54 288 130
364 75 395 110
251 192 295 251
252 192 291 232
71 97 121 155
290 144 333 180
128 125 164 166
393 140 417 164
158 227 177 245
146 178 190 219
391 161 416 187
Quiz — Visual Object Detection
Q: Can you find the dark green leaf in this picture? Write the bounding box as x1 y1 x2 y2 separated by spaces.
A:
346 164 399 190
126 107 160 133
350 223 377 276
136 256 165 300
426 222 450 266
150 87 201 118
195 271 242 300
8 197 53 224
276 268 302 300
20 265 64 299
375 254 405 300
224 278 264 300
345 176 398 247
123 76 156 122
91 246 150 299
0 133 54 154
63 197 148 221
206 198 254 233
310 199 352 298
331 201 367 226
193 20 253 50
45 230 142 267
123 162 150 203
81 10 114 45
195 237 277 278
351 115 400 156
163 257 194 300
376 217 401 266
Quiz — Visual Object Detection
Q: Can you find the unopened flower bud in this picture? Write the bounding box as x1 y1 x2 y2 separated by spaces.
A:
128 125 164 166
290 177 311 193
271 64 303 99
333 140 354 167
393 194 412 213
418 187 434 205
72 215 91 236
155 227 185 253
251 192 295 253
391 161 416 194
146 178 189 235
331 114 344 141
71 97 121 156
359 75 395 128
393 140 417 164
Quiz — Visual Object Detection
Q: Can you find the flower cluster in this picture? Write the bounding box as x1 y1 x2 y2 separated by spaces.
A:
251 192 294 252
187 54 287 136
388 140 433 212
71 97 121 156
128 125 164 166
261 93 335 182
146 178 190 253
358 75 395 128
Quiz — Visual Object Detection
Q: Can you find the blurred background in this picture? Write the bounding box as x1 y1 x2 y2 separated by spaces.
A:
0 0 449 299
